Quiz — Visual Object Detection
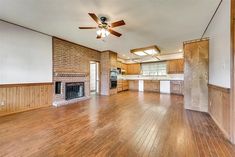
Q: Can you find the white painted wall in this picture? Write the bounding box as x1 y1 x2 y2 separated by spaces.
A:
205 0 231 88
0 21 52 84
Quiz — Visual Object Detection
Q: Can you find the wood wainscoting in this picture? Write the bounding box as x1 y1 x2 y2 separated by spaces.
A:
208 84 230 139
0 83 53 116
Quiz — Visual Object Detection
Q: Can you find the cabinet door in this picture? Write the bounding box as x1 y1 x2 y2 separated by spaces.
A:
177 59 184 73
122 80 129 90
127 64 141 75
144 80 160 92
170 81 184 95
122 63 127 71
167 60 176 74
117 61 122 68
167 59 184 74
129 80 139 90
127 64 132 74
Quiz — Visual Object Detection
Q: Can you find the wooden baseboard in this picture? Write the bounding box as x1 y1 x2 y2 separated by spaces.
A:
0 106 51 117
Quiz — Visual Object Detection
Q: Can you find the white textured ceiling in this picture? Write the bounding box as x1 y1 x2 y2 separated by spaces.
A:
0 0 220 59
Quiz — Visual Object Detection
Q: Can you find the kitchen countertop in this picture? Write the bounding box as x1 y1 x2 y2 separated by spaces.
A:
118 78 184 81
117 74 184 81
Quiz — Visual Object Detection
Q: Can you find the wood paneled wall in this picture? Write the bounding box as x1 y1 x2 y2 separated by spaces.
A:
0 83 53 116
208 84 230 139
184 39 209 112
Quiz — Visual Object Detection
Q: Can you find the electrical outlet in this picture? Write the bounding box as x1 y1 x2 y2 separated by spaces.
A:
209 101 212 107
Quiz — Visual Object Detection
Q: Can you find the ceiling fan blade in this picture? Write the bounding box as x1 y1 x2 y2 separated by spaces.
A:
108 29 122 37
79 27 97 29
111 20 125 28
88 13 100 24
96 35 101 39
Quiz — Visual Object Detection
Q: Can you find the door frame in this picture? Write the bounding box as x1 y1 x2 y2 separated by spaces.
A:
89 60 101 94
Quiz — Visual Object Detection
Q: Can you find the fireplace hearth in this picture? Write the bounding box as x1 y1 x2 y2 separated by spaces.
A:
65 82 84 100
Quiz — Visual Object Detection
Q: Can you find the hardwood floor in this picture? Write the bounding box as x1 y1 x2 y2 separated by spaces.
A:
0 91 234 157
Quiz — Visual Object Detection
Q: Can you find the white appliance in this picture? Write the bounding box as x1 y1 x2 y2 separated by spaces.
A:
138 80 144 92
160 80 170 94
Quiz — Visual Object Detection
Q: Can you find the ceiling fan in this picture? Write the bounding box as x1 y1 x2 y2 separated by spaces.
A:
79 13 126 39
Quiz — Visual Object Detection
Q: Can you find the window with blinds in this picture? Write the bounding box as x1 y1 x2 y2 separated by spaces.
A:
141 62 167 76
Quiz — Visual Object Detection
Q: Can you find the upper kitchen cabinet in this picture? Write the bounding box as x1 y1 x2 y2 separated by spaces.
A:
121 63 127 71
117 61 127 71
117 61 122 69
167 59 184 74
127 63 141 75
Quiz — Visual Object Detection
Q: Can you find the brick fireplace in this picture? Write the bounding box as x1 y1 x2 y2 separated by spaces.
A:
53 72 90 107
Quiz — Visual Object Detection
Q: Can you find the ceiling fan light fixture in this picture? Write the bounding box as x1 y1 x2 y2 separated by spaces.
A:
79 13 125 39
96 28 110 38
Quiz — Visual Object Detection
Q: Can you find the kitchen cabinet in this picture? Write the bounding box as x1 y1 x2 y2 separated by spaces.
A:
170 80 184 95
127 63 141 75
167 59 184 74
144 80 160 92
117 61 122 69
117 62 127 73
129 80 139 90
122 63 127 72
122 80 129 91
117 80 129 92
117 80 123 92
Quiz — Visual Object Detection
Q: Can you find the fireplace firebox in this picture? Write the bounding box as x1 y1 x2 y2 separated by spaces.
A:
65 82 84 100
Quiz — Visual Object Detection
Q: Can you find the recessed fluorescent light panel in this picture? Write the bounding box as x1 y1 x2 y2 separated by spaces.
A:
144 49 158 55
134 51 147 56
131 45 160 57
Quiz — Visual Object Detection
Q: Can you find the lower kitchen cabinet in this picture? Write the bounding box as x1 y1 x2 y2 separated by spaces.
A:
144 80 160 92
117 80 129 92
170 80 184 95
122 80 129 91
129 80 139 91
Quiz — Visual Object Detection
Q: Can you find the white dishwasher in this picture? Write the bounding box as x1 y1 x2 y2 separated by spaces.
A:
160 80 171 94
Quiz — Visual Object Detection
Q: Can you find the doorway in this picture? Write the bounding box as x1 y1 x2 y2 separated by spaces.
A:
90 61 99 95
